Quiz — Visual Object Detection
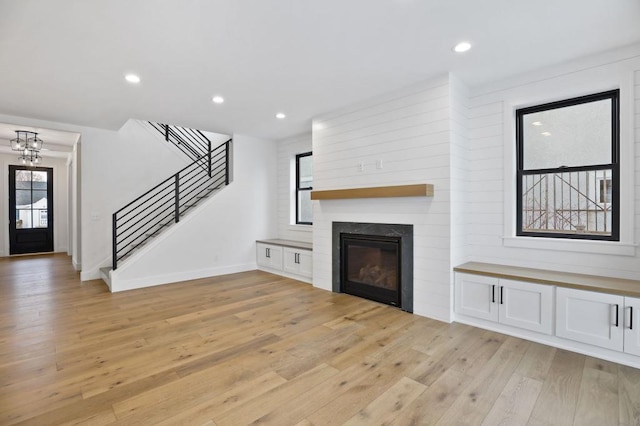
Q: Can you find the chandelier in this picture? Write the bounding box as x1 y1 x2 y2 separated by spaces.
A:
10 130 43 166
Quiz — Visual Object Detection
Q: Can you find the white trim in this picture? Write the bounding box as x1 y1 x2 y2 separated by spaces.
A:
111 263 256 292
80 254 111 281
286 224 312 231
454 312 640 369
502 72 636 255
502 236 636 256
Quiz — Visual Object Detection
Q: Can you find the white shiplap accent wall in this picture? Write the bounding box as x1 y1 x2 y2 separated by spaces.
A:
449 75 471 269
467 50 640 279
277 133 312 243
312 75 457 322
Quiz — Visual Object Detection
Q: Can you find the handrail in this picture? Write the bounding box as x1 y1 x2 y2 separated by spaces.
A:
113 135 232 270
147 122 212 161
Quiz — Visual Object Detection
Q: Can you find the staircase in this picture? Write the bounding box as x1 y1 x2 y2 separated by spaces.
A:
101 123 232 288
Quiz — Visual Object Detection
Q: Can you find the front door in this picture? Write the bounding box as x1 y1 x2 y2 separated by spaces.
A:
9 166 54 254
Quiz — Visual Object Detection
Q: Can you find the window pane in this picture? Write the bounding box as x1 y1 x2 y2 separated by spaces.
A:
15 189 31 207
15 170 31 189
32 171 48 183
521 169 612 236
34 209 48 228
298 155 313 188
16 209 33 229
298 189 312 223
32 191 48 209
522 98 612 170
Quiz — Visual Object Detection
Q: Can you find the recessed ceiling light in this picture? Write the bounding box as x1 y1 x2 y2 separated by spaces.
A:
453 42 472 53
541 131 552 136
532 121 543 126
212 96 224 104
276 113 286 119
125 74 141 84
313 123 325 131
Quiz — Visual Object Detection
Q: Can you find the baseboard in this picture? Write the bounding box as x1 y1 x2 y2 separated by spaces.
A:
110 263 257 292
72 260 81 271
80 269 101 281
454 313 640 369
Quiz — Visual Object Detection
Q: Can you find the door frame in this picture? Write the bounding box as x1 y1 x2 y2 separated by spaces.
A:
8 165 54 255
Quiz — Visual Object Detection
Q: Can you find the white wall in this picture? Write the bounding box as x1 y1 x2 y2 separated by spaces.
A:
0 153 69 256
466 45 640 279
0 113 195 279
109 134 278 291
449 75 471 273
277 133 313 243
70 141 81 270
312 75 458 322
79 119 191 279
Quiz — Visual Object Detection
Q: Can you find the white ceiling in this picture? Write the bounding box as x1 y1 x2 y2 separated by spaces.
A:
0 0 639 141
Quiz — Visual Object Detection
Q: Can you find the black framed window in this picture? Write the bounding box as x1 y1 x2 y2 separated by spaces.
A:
516 90 619 240
296 152 313 224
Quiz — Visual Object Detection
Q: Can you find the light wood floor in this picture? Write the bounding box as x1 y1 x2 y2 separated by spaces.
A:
1 254 639 425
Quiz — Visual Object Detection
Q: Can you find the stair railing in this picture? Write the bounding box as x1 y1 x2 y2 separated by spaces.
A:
112 138 232 270
147 122 213 162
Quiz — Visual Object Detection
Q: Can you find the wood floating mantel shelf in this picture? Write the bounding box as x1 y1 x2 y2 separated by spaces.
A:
310 184 434 200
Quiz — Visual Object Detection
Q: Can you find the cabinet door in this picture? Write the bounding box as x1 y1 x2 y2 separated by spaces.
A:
256 243 271 267
498 279 553 335
556 287 624 351
297 250 312 278
624 297 640 356
283 248 313 279
256 244 283 270
455 273 499 322
283 248 298 274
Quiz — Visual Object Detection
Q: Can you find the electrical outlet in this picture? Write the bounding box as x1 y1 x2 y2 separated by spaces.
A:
357 162 364 172
376 159 383 169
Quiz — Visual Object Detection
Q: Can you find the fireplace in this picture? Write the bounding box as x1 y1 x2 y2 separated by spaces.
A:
333 222 413 312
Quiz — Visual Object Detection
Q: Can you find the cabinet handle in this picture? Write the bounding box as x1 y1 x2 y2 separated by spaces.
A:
491 285 495 303
295 253 299 264
629 306 634 330
266 248 270 258
500 286 504 305
614 304 619 327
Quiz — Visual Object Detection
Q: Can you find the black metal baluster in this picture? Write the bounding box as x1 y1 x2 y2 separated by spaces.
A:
175 173 180 223
208 140 212 177
113 213 118 270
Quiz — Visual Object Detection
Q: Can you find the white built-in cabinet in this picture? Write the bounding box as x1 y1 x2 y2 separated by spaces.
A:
454 264 640 367
625 297 640 356
283 247 312 278
455 273 553 335
256 243 283 270
256 240 312 283
556 287 640 356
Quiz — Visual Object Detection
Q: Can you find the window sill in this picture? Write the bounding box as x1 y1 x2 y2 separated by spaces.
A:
503 236 636 256
287 224 313 231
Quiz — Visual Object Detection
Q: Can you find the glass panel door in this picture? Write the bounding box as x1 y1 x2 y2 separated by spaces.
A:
9 166 54 254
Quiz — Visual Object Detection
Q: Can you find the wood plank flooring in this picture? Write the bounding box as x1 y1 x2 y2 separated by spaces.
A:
1 253 639 425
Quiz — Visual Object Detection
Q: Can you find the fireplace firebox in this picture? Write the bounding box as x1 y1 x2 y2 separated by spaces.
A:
332 222 413 312
341 234 401 307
